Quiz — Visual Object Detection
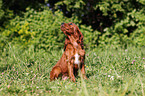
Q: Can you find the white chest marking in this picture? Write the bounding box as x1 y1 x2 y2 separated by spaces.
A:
74 53 80 66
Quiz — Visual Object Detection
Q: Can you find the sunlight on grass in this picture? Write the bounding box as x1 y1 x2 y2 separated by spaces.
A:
0 45 145 95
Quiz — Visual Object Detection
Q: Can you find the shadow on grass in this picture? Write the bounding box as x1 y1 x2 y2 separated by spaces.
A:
86 71 95 78
0 65 12 72
27 59 35 68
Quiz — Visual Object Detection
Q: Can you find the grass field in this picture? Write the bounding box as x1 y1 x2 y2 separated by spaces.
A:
0 45 145 96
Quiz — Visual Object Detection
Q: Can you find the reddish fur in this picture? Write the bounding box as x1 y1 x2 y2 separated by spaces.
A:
50 22 87 82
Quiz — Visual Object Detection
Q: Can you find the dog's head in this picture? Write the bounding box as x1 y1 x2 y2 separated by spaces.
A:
61 22 84 50
61 22 80 36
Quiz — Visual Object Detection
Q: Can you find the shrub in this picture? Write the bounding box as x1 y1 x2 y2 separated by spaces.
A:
0 8 97 51
97 9 145 48
1 0 145 53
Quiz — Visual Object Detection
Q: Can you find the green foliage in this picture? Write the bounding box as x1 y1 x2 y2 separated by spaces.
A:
0 0 45 25
131 26 145 46
0 8 96 51
99 9 145 48
80 25 100 48
129 9 145 46
0 0 4 19
1 9 66 50
55 0 145 25
54 0 145 48
1 0 145 51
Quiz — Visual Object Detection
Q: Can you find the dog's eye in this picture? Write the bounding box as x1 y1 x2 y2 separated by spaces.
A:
69 23 73 25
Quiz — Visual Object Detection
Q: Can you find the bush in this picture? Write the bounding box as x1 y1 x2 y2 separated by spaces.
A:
0 9 69 50
0 8 97 52
54 0 145 48
99 9 145 48
1 0 145 53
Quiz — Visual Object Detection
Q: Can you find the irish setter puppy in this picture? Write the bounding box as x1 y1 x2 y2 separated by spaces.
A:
50 22 87 82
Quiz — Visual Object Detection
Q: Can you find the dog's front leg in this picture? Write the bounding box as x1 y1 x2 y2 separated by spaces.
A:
80 56 87 79
68 59 76 82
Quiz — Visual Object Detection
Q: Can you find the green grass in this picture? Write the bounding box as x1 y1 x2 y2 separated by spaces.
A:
0 45 145 96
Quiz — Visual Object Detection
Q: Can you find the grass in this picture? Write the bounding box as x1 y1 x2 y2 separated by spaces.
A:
0 45 145 96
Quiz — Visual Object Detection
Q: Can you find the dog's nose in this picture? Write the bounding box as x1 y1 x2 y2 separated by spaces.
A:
61 23 64 26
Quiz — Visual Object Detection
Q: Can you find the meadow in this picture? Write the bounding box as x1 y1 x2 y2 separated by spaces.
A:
0 45 145 96
1 0 145 95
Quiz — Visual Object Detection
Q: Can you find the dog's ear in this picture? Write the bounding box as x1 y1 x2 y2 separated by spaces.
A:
76 26 84 49
64 38 67 51
64 37 70 51
77 26 83 40
63 30 68 36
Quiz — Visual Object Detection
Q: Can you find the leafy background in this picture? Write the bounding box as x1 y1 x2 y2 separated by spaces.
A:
0 0 145 52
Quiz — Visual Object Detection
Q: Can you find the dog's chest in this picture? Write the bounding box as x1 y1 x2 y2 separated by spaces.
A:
74 53 80 67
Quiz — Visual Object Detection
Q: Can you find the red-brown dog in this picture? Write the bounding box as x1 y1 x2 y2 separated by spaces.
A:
50 22 87 82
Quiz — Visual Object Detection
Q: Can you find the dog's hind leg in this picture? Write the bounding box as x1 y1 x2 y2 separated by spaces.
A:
50 66 62 81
